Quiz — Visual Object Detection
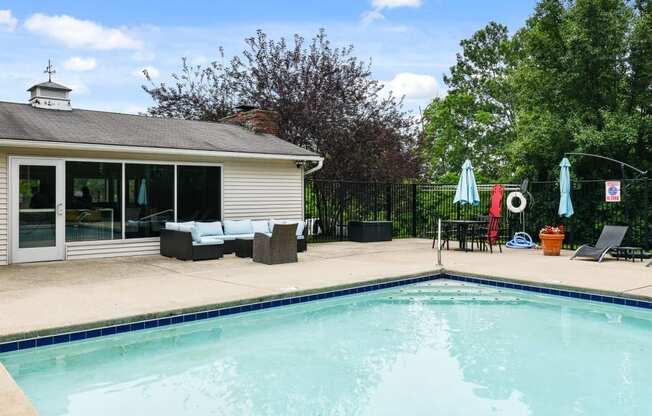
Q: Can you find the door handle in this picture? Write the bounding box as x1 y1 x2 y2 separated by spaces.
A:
57 203 64 215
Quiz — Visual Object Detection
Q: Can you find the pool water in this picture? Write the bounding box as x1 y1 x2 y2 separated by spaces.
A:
2 279 652 415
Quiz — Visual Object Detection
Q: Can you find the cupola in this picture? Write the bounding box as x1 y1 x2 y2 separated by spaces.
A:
27 60 72 111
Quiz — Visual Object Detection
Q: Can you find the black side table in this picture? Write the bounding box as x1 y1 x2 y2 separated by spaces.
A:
235 238 253 258
348 221 393 242
612 246 644 262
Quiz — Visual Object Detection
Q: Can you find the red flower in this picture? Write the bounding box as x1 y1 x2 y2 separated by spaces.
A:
540 224 565 235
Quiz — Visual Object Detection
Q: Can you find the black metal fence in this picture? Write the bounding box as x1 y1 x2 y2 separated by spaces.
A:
304 178 652 250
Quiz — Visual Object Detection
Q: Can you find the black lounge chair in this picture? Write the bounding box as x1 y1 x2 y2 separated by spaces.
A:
570 225 629 262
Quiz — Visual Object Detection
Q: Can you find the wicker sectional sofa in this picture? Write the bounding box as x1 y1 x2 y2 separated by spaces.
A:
160 219 307 260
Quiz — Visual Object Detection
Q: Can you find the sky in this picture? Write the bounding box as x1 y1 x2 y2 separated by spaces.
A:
0 0 538 115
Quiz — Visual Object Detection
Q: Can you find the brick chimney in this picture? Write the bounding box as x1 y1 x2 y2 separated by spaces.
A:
220 106 281 136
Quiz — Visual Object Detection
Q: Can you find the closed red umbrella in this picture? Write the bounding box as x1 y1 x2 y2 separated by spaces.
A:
488 185 504 243
489 184 504 218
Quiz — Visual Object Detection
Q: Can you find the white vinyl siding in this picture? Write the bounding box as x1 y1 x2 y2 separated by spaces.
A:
223 159 303 220
0 153 6 265
66 239 160 260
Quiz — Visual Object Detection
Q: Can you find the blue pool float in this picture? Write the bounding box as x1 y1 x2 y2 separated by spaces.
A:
506 232 535 249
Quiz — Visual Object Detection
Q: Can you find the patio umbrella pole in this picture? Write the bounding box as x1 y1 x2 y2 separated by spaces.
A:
437 218 442 266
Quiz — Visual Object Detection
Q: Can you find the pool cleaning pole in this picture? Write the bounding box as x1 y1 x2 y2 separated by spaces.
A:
437 218 442 266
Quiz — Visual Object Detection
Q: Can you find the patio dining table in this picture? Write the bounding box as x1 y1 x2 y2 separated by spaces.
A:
441 219 487 252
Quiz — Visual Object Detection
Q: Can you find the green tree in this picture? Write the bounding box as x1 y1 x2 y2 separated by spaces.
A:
423 0 652 182
511 0 641 180
421 22 517 181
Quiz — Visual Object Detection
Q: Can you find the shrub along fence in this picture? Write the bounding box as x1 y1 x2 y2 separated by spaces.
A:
304 178 652 250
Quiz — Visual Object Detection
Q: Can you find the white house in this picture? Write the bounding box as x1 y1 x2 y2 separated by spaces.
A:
0 79 322 264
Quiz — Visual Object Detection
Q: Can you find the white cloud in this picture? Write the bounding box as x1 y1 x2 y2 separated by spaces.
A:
362 0 422 24
64 56 97 72
0 10 18 31
134 66 159 79
361 9 385 25
132 50 156 62
372 0 422 8
381 72 440 100
63 80 89 95
24 13 142 50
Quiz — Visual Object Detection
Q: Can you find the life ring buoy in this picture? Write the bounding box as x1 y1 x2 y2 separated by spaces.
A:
506 191 527 213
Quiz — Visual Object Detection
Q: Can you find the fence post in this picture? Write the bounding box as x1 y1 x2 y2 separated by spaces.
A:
412 183 417 237
645 179 650 250
386 184 393 222
339 182 345 241
373 184 378 221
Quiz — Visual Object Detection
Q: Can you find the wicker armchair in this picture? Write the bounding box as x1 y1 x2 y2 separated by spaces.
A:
253 223 298 265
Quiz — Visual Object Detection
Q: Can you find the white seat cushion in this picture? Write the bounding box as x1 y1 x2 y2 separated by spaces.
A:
177 223 195 233
271 219 305 237
166 221 195 231
251 220 270 234
193 236 224 246
223 220 253 235
227 233 255 240
193 236 224 245
195 221 223 237
165 222 180 231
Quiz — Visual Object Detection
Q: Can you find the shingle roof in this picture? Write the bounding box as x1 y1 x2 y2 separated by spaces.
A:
0 102 319 158
27 82 72 92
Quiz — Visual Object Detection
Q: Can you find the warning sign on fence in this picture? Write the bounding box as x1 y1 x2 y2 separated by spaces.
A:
605 181 621 202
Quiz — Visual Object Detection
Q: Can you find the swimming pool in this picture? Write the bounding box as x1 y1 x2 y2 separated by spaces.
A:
2 278 652 415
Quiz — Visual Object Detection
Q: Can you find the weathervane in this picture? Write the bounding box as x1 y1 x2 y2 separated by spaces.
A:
44 59 56 82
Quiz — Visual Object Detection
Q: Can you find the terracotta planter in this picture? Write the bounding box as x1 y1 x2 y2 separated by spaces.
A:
539 233 565 256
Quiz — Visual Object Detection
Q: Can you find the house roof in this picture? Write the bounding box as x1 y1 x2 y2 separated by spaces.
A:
0 101 319 159
27 81 72 92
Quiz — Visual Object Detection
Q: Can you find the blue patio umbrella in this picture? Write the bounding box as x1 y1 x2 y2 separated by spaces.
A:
137 178 148 206
453 159 480 206
558 157 574 217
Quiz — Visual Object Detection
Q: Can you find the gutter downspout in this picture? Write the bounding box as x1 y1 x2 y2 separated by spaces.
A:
304 159 324 176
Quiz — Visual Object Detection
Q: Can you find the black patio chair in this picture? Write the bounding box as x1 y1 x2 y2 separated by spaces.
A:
432 221 454 250
476 216 503 253
570 225 629 262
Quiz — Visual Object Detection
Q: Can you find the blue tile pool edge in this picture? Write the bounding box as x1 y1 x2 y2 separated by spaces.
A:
2 272 651 354
0 274 436 354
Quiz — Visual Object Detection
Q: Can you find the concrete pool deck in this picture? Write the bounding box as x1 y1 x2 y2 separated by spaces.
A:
2 238 652 415
1 238 652 343
0 363 37 416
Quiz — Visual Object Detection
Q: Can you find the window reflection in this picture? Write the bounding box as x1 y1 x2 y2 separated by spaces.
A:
177 165 222 222
125 164 174 238
19 165 56 248
65 162 122 242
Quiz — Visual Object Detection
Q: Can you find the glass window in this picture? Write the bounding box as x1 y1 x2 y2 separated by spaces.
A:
177 165 222 222
19 165 56 248
125 164 174 238
65 162 122 242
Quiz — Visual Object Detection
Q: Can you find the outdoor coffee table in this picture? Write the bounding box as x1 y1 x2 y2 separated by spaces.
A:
611 246 645 262
235 237 254 258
